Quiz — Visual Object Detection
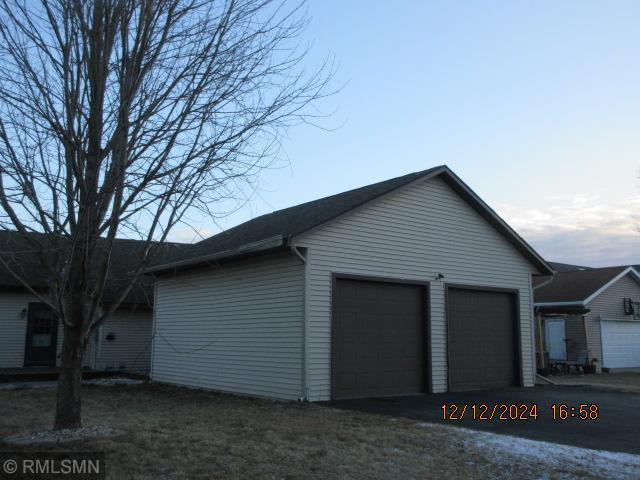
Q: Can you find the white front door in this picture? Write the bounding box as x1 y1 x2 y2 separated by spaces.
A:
545 318 566 361
601 320 640 368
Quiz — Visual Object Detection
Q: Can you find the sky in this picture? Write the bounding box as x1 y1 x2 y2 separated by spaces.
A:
172 0 640 268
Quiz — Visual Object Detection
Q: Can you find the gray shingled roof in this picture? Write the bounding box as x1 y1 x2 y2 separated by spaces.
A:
534 266 634 304
547 261 593 272
0 230 181 306
152 165 553 275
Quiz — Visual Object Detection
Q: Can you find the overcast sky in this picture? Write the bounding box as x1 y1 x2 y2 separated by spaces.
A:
172 1 640 268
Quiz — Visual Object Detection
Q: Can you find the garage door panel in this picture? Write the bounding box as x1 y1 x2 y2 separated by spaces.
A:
361 343 378 360
378 342 401 358
448 288 518 392
332 278 426 399
601 321 640 369
381 316 402 330
334 311 357 330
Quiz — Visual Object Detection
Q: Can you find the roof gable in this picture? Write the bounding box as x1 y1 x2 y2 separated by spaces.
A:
150 166 553 275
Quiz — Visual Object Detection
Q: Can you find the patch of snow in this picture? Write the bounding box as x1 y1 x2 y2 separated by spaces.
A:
417 422 640 479
415 422 448 432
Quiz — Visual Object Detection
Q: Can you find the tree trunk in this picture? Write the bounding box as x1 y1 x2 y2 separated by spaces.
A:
54 322 85 430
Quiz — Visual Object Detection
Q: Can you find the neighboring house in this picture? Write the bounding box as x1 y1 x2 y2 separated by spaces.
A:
148 165 553 401
547 261 592 272
0 231 157 375
534 266 640 371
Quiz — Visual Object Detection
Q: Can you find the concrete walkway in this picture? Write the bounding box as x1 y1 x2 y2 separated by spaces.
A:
549 372 640 394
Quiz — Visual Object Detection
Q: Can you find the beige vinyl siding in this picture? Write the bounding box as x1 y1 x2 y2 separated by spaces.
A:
1 293 153 370
0 292 37 367
0 293 95 368
151 252 305 400
584 273 640 364
0 292 91 368
97 309 153 374
295 176 539 400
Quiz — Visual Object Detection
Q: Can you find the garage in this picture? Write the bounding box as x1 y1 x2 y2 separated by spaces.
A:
447 287 519 391
149 166 550 400
331 277 427 399
601 320 640 369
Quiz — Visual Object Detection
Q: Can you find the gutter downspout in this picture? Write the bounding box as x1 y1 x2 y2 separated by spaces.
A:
150 282 158 380
536 309 545 370
532 275 555 290
291 246 306 264
291 245 309 401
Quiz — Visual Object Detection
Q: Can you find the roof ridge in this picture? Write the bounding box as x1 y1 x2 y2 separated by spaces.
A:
553 265 628 274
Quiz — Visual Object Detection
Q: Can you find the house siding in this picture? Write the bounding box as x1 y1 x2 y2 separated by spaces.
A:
0 291 149 370
151 252 305 400
584 273 640 364
97 309 153 374
295 176 539 400
0 292 94 368
0 292 37 367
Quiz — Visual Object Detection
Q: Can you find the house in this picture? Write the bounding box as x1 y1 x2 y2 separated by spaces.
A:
534 266 640 371
0 231 156 375
148 165 553 400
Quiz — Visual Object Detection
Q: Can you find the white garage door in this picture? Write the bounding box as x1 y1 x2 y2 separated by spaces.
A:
601 320 640 369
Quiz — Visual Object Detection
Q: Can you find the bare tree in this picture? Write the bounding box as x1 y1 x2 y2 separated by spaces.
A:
0 0 333 429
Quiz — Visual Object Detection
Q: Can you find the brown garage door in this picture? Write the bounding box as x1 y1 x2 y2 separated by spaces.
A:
447 288 519 392
332 278 426 399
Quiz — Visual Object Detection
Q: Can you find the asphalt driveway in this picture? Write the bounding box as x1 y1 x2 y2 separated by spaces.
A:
324 386 640 455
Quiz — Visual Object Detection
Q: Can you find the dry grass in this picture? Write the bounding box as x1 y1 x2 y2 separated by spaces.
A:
0 383 615 479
